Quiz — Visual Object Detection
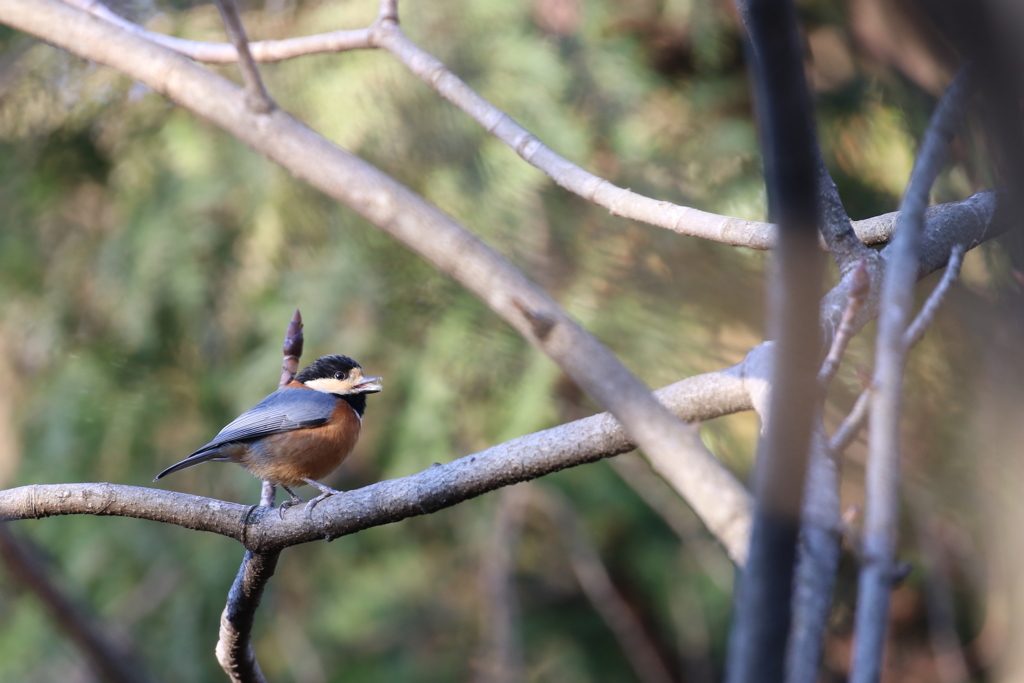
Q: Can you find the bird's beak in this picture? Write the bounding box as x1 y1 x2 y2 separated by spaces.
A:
355 376 383 393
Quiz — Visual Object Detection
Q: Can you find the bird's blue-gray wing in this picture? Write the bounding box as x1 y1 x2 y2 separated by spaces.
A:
193 387 337 454
154 387 338 482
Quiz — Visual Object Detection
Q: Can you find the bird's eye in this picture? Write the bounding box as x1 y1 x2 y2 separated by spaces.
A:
334 371 348 381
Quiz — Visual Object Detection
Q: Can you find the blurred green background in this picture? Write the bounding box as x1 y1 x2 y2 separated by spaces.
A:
0 0 1004 680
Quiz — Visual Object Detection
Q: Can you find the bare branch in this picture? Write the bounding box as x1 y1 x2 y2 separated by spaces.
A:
57 0 1002 254
216 309 305 683
63 0 372 62
818 259 870 387
212 0 273 113
786 426 843 683
815 158 873 272
0 364 754 548
851 64 974 683
368 20 778 248
829 389 871 457
534 487 675 683
0 0 754 565
725 0 825 678
0 525 153 683
216 550 277 683
904 244 965 349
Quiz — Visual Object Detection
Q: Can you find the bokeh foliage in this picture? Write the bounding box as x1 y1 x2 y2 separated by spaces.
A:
0 0 989 680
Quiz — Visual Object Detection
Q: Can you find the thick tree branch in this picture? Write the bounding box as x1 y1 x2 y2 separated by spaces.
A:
0 0 756 563
0 365 755 551
725 0 824 679
850 65 974 683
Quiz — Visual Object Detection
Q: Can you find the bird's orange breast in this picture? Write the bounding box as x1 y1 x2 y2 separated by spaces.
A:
237 399 361 488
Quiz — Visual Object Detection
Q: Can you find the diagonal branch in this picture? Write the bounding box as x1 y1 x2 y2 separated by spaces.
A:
212 0 274 113
0 525 153 683
828 244 965 462
534 487 676 683
850 64 975 683
0 0 753 564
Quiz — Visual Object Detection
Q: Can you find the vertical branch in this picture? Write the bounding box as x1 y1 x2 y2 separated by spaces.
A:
726 0 824 681
474 486 528 683
0 525 153 683
216 309 304 683
784 426 842 683
850 66 974 683
213 0 274 113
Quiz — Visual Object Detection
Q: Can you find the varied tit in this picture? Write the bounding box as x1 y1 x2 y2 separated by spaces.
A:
154 355 382 510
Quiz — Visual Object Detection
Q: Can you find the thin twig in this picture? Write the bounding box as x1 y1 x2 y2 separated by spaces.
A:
828 244 964 459
904 244 965 349
65 0 372 62
215 310 304 683
212 0 274 113
850 65 974 683
819 258 871 387
829 389 872 457
58 0 995 252
534 487 676 683
0 525 153 683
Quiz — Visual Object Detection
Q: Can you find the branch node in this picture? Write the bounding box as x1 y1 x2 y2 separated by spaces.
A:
512 299 556 341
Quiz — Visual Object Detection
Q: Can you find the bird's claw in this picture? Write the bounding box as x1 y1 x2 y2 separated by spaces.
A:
277 485 304 518
301 479 342 519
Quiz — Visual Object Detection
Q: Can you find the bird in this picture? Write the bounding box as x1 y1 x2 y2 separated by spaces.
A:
154 354 382 511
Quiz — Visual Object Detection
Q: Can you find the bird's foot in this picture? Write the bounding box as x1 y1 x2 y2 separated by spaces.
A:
278 485 304 519
302 478 343 516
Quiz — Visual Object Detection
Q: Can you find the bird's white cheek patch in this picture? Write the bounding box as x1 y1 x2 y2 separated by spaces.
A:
304 377 356 394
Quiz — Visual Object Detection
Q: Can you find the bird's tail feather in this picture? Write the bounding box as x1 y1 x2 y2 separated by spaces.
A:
153 451 222 482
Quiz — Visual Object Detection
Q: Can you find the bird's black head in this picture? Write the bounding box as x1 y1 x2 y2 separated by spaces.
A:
296 354 382 417
296 355 361 383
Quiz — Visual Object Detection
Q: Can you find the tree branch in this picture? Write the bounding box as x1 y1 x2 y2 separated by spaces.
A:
0 525 153 683
215 310 304 683
785 425 842 683
850 64 974 683
58 0 990 252
212 0 274 113
1 364 754 550
725 0 825 679
0 0 756 565
63 0 372 62
818 258 870 387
